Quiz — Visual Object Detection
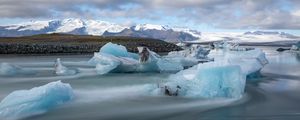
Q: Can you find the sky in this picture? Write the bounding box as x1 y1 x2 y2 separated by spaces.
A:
1 0 300 35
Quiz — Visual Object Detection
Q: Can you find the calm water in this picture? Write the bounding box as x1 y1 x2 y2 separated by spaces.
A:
0 47 300 120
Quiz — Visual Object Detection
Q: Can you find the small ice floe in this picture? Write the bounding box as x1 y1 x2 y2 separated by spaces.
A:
54 58 77 76
0 81 74 120
0 63 34 76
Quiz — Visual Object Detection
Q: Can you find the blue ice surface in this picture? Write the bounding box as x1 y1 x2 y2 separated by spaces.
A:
0 81 74 120
99 42 138 59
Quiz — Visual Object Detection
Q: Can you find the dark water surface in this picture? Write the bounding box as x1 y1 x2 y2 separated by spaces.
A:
0 47 299 120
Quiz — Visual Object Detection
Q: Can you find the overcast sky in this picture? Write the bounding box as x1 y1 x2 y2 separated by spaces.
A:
1 0 300 34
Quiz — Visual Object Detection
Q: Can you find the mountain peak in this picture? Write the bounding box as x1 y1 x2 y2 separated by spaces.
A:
134 24 171 31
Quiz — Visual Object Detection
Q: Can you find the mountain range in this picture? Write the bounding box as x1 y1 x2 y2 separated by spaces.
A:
0 19 200 42
0 18 299 43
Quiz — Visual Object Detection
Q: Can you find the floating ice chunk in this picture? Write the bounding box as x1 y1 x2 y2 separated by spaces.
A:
166 45 212 68
210 48 268 75
0 63 34 76
0 81 74 120
164 61 246 98
224 48 268 75
54 58 77 76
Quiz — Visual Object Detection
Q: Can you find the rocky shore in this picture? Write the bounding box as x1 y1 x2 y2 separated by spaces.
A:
0 34 182 54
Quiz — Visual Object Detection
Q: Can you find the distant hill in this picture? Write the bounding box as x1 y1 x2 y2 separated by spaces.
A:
0 33 182 54
0 19 200 42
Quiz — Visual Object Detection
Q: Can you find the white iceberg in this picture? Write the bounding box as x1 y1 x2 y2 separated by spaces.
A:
166 44 212 68
0 81 74 120
54 58 77 76
0 63 34 76
210 48 268 75
224 48 268 75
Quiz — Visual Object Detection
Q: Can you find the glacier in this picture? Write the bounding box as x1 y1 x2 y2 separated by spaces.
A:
0 81 74 120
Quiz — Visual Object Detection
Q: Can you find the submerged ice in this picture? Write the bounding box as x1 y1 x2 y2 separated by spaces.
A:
0 81 74 119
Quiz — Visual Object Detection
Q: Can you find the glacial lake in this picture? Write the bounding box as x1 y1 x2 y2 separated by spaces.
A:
0 46 300 120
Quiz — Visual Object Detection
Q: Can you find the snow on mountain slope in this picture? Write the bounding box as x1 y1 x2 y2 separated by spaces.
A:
198 31 300 43
2 19 201 40
85 20 128 35
55 19 85 33
5 20 51 31
173 27 202 38
134 24 171 31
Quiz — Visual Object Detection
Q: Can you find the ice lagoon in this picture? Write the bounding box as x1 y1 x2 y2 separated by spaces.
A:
0 46 299 120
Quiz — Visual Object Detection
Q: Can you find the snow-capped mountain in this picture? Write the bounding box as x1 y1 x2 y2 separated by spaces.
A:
198 31 300 43
134 24 171 31
0 19 200 42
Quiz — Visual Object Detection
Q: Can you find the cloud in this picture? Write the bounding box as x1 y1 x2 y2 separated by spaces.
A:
0 0 299 29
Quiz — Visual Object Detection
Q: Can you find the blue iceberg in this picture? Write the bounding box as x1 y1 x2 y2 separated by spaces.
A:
99 42 130 58
162 61 246 98
89 42 184 74
0 81 74 119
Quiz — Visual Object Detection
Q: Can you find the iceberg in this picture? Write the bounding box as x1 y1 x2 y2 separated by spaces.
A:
166 44 212 68
54 58 77 76
160 61 246 98
99 42 130 57
0 81 74 120
224 48 268 75
167 44 210 59
89 42 184 74
0 63 34 76
156 48 268 98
